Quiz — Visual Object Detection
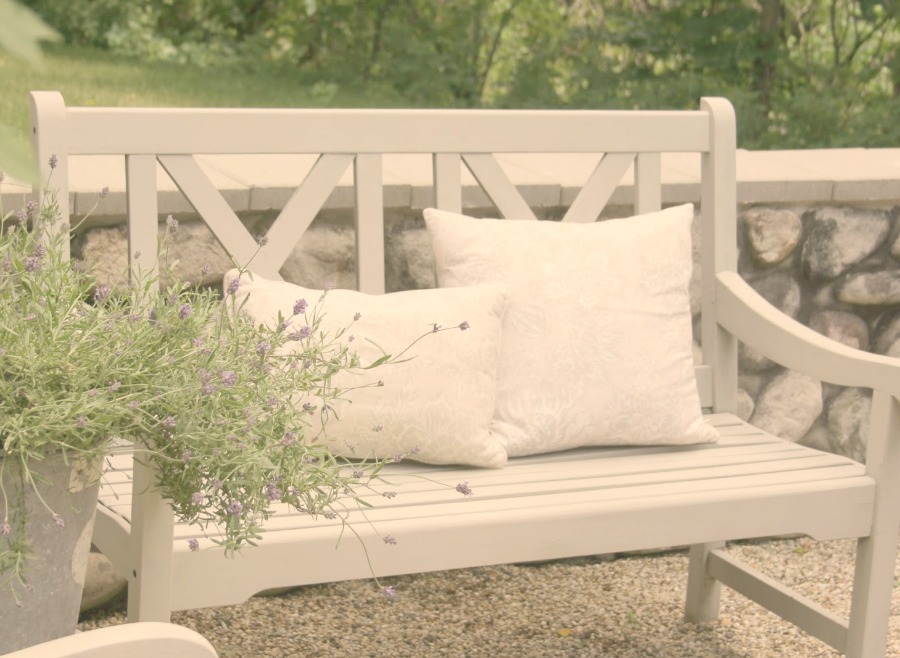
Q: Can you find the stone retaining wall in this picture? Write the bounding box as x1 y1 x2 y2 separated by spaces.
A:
75 201 900 462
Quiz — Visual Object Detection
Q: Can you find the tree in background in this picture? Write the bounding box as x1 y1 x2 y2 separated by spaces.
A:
0 0 58 181
20 0 900 149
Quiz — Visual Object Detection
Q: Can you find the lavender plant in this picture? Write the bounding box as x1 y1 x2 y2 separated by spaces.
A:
0 161 469 596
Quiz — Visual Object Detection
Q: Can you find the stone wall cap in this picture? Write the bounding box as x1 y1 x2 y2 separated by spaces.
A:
4 148 899 216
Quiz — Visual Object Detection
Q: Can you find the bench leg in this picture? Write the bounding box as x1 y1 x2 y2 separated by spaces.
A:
844 391 900 658
127 456 175 623
684 541 725 623
844 534 899 658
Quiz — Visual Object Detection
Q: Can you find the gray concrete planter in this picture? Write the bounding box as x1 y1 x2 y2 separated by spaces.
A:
0 452 101 654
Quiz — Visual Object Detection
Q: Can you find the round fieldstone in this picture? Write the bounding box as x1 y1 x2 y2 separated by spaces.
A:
738 373 766 398
386 227 436 292
735 388 755 422
800 207 890 281
76 225 130 289
875 312 900 357
799 417 831 453
750 271 802 318
739 343 777 373
281 226 357 290
80 552 127 613
739 273 802 372
808 310 869 351
743 207 802 266
826 387 871 463
749 370 823 442
836 271 900 306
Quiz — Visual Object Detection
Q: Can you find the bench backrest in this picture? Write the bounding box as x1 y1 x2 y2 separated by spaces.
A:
29 92 738 413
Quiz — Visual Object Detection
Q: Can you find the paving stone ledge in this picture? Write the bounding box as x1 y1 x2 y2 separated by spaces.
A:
2 148 899 221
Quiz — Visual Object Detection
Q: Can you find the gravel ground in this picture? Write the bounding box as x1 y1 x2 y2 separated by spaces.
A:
78 537 900 658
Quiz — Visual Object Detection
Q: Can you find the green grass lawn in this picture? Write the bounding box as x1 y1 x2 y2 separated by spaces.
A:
0 43 406 141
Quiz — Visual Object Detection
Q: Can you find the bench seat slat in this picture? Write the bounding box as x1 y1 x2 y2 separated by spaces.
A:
101 454 862 529
97 430 851 509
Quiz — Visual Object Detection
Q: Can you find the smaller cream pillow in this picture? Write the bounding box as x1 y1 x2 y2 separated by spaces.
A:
424 204 718 457
224 270 509 468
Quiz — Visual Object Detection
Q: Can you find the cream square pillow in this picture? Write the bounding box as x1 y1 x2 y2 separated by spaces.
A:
224 270 509 468
424 204 717 457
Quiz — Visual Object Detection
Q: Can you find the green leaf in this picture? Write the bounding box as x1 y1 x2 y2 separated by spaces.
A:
363 354 391 369
0 0 60 68
0 121 37 184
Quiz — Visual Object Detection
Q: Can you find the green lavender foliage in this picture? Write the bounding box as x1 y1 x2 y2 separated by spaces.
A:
0 170 434 590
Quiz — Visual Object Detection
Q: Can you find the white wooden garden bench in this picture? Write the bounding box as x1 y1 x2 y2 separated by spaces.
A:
30 91 900 657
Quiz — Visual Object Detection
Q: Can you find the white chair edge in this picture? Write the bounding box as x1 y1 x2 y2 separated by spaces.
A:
4 623 218 658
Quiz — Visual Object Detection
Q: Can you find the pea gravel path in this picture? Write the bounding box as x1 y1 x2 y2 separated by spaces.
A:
78 537 900 658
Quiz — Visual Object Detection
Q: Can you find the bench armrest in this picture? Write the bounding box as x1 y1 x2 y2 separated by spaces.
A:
715 271 900 400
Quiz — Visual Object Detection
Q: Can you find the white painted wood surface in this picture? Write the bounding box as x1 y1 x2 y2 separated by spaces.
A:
4 623 218 658
30 91 900 657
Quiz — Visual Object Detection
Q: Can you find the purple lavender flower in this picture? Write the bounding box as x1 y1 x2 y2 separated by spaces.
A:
52 514 65 528
100 186 109 199
382 491 397 499
459 321 470 331
383 535 397 545
265 482 282 501
1 522 10 536
226 277 241 295
188 538 199 552
191 491 204 505
24 256 40 273
182 449 193 463
293 298 308 315
258 235 269 247
162 416 177 429
33 243 47 259
353 312 362 321
108 381 122 393
352 469 365 480
227 500 243 517
256 340 270 356
25 200 37 217
48 154 58 169
302 402 314 414
75 416 87 428
178 303 193 319
166 215 178 232
220 371 237 387
93 285 112 303
382 585 397 599
456 482 474 497
282 431 297 446
13 209 25 225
